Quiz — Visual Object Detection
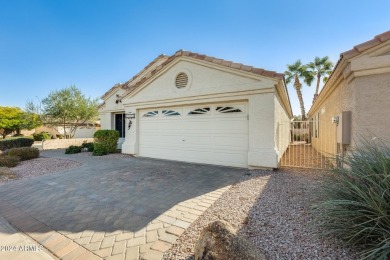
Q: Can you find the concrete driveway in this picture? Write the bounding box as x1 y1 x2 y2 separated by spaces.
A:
0 150 246 260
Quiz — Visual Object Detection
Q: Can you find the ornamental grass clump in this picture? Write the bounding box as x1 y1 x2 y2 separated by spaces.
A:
313 138 390 259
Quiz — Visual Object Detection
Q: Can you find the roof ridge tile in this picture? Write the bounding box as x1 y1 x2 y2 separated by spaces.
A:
116 49 284 100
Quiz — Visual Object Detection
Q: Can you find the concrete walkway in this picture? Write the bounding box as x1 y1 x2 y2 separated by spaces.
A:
0 150 246 260
0 217 53 260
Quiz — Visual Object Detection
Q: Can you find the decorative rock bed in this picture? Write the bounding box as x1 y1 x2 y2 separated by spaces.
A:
164 168 357 260
0 157 82 184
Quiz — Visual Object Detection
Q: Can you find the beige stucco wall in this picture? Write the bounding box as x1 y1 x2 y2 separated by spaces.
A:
353 73 390 142
36 125 97 138
101 88 126 112
42 138 94 150
20 129 35 136
310 79 354 156
99 88 126 131
125 59 276 105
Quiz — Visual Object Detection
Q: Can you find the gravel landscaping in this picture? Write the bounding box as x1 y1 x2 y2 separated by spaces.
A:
0 151 134 184
77 151 134 159
0 157 82 184
164 168 358 260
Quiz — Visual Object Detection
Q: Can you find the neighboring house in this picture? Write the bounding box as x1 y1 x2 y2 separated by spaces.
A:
32 121 100 138
99 50 292 168
308 30 390 157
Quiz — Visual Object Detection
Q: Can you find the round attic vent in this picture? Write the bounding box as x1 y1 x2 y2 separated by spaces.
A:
175 72 188 88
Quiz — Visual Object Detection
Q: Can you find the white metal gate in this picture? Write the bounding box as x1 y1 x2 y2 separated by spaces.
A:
279 120 336 169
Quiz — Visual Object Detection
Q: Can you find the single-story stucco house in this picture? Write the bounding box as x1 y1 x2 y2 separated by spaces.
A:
99 50 292 168
308 30 390 157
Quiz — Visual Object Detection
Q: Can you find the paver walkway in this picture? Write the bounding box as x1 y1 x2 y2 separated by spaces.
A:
0 150 245 259
0 217 54 260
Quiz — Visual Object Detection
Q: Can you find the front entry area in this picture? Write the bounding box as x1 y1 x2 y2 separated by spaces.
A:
139 102 249 167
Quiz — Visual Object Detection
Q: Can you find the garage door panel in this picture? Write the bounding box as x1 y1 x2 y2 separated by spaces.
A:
139 103 248 167
140 147 246 168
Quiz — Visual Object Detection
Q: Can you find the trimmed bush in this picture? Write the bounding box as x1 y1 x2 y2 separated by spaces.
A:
0 156 20 167
0 138 34 151
0 167 16 178
65 145 82 154
81 142 94 152
313 138 390 259
33 132 51 141
93 130 119 155
8 147 39 161
92 146 107 156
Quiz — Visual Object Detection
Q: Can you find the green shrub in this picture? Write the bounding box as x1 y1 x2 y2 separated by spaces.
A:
0 138 34 151
0 167 15 178
8 147 40 161
32 132 51 141
81 142 94 152
0 156 20 167
313 138 390 259
93 130 119 155
92 145 108 156
65 145 82 154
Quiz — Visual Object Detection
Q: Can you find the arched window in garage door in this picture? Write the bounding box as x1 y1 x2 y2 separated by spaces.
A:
162 110 180 116
188 107 210 115
143 111 159 117
216 106 243 113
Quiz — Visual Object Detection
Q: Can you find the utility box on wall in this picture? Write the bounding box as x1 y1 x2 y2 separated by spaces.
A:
336 111 351 144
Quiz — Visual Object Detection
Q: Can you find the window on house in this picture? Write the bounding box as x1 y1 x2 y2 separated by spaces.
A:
313 113 320 138
143 111 158 117
216 106 243 113
316 113 320 138
162 110 180 116
115 113 126 138
310 119 314 138
188 107 210 115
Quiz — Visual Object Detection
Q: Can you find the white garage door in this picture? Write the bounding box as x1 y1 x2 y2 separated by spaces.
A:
139 102 248 167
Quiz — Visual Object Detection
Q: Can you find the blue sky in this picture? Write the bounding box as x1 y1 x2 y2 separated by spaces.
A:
0 0 389 116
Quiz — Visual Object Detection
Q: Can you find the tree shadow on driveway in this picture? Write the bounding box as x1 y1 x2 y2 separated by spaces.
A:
0 150 246 235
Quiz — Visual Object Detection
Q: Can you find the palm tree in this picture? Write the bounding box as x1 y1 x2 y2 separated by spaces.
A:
308 56 333 103
285 60 314 120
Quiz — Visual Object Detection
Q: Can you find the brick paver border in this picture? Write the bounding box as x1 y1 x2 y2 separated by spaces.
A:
0 199 101 260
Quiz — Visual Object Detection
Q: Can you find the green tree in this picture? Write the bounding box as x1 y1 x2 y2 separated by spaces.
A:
36 86 98 139
0 106 41 138
285 60 314 120
308 56 333 102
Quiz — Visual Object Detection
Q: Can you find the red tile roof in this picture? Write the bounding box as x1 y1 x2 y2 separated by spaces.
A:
118 50 284 99
100 54 169 99
341 30 390 59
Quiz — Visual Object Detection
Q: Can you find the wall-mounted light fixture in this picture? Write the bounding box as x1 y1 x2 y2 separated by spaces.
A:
125 112 136 130
332 116 339 125
115 94 122 104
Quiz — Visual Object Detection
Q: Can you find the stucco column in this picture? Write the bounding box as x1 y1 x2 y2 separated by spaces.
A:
121 107 138 154
247 93 278 168
98 112 111 130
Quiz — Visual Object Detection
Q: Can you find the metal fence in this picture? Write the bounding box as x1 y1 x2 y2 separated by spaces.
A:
279 120 336 169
